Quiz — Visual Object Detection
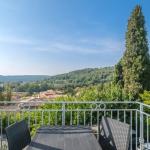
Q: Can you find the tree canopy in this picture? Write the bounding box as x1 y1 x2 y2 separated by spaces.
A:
114 5 150 100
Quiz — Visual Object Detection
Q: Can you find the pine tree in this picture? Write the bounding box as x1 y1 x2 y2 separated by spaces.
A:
122 5 150 99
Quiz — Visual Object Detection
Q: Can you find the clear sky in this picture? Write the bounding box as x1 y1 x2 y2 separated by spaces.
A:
0 0 150 75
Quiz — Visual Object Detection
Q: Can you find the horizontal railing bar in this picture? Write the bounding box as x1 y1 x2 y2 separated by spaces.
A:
136 110 150 117
136 102 150 109
23 108 138 112
0 109 138 112
0 100 141 104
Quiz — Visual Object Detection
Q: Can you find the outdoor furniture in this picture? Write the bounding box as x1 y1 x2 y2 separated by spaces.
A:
27 126 102 150
99 117 130 150
5 120 31 150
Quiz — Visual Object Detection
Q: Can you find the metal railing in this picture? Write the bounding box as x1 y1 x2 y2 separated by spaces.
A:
0 101 149 150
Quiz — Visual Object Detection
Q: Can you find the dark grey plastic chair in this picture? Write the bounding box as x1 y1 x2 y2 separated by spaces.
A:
99 117 130 150
5 120 31 150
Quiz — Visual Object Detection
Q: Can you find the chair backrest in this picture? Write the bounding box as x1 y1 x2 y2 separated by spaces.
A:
99 117 130 150
5 120 31 150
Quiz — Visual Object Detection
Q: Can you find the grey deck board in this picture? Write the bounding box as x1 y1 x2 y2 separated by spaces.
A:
27 126 102 150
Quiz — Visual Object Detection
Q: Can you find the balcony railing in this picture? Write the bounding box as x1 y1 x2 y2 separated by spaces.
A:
0 101 149 150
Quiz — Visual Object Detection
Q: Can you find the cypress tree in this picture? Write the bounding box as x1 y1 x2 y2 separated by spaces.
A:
122 5 150 99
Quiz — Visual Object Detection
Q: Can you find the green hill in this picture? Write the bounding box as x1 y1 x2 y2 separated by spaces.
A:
46 67 114 89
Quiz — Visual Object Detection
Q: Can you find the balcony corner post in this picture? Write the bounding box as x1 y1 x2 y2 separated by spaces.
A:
139 103 144 150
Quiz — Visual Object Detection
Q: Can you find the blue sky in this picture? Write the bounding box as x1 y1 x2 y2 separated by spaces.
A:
0 0 150 75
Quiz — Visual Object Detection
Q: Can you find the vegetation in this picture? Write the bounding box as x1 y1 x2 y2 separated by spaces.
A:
0 84 12 101
114 5 150 100
140 91 150 104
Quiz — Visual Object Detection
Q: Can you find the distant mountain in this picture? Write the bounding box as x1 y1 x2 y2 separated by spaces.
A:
0 75 49 83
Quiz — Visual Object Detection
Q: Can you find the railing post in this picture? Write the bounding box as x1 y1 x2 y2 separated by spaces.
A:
62 102 65 126
139 103 144 150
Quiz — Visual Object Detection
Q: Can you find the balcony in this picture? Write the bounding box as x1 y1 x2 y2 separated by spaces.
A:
0 101 149 150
